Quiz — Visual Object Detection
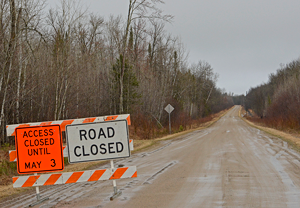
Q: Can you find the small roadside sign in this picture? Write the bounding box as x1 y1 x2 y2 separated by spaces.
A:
15 125 64 174
165 104 174 134
66 120 130 164
164 104 174 114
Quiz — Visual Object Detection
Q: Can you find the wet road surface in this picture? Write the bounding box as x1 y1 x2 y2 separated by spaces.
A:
2 105 300 207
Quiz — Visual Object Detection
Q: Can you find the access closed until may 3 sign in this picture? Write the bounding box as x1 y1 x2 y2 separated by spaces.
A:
66 120 130 163
15 125 64 174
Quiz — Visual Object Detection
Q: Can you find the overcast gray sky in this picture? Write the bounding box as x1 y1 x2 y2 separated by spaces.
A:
49 0 300 95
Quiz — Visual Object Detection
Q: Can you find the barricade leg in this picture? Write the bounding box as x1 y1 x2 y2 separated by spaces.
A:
110 160 122 200
36 186 40 201
29 173 49 207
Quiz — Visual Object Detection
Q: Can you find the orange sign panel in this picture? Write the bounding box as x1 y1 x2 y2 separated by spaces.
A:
15 125 64 174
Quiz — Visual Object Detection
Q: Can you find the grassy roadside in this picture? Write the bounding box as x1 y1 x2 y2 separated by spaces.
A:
0 107 232 199
239 106 300 152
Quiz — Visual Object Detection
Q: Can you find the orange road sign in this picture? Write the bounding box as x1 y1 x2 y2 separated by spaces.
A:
15 125 64 174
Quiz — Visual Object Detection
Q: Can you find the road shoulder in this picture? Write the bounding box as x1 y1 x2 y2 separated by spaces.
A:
239 106 300 152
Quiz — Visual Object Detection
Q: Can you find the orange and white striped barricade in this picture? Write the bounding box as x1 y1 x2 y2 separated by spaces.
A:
6 114 131 136
13 166 137 188
8 114 136 203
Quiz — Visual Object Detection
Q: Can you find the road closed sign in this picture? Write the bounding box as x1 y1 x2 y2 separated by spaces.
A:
15 125 64 174
66 120 130 163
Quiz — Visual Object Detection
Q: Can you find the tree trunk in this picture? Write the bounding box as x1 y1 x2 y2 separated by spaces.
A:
0 0 18 140
16 32 22 123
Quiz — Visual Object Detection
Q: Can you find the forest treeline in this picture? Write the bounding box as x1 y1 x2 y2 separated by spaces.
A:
0 0 233 144
244 58 300 130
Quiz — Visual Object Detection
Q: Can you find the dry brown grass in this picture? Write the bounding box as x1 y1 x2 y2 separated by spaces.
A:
239 106 300 151
156 107 233 141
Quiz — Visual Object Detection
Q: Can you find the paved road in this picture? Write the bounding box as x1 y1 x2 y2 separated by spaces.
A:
2 106 300 207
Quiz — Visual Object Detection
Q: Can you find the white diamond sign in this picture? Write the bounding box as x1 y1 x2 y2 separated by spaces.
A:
164 104 174 114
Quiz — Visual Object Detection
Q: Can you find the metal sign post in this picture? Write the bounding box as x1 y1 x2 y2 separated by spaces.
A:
28 173 49 207
164 104 174 134
35 173 40 201
109 160 122 200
